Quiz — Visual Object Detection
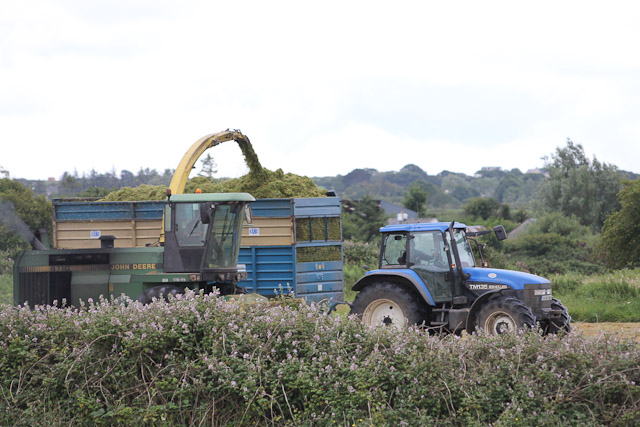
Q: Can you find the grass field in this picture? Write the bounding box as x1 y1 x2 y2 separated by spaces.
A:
552 269 640 322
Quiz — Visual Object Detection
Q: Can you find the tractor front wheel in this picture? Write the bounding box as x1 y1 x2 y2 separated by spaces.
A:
137 285 185 304
475 294 536 335
351 282 426 329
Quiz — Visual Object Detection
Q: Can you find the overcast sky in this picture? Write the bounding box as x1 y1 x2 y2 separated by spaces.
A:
2 1 639 181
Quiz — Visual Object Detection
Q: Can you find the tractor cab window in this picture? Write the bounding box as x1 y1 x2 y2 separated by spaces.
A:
409 231 449 272
448 229 475 268
381 233 407 266
175 202 209 247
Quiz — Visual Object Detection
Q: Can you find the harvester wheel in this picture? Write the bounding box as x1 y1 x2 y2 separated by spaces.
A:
541 298 571 335
351 282 426 329
475 294 536 335
137 285 185 304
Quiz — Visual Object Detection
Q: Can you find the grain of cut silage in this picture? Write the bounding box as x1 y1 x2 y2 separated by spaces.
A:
101 136 326 201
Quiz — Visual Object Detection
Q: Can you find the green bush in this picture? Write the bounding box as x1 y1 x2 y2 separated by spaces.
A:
469 213 605 276
528 212 592 239
495 232 604 277
342 240 379 268
342 240 379 300
1 291 639 425
343 264 364 301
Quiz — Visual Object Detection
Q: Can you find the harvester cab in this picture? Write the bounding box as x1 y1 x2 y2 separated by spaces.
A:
351 221 571 336
162 193 255 281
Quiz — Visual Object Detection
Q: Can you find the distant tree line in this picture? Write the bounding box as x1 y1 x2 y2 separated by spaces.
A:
17 168 175 199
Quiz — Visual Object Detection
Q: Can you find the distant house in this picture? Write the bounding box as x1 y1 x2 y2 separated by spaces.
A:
342 199 437 224
508 218 537 238
379 200 418 220
526 168 548 176
466 225 487 234
380 200 439 225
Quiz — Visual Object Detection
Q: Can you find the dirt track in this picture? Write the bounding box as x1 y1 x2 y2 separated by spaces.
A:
574 322 640 342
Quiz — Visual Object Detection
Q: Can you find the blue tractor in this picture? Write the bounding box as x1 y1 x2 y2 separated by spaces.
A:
350 221 571 335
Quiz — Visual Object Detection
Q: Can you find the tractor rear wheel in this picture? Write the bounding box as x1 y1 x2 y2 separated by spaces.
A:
351 282 426 329
137 285 185 304
541 298 571 335
475 294 536 335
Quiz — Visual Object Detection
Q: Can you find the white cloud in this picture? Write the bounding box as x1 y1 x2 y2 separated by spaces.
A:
2 0 640 181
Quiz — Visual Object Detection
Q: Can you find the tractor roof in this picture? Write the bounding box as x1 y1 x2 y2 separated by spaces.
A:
380 222 467 234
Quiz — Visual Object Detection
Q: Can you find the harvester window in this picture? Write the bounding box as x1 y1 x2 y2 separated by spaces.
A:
175 203 208 247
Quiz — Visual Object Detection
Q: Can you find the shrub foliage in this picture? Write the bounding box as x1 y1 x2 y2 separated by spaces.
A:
599 179 640 270
1 292 639 425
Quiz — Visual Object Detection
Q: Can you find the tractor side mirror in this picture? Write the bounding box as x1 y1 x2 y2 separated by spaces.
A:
494 225 507 241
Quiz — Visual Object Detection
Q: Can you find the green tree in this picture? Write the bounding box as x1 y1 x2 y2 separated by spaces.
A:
513 207 529 223
598 179 640 269
537 139 621 231
60 171 80 196
463 197 505 220
0 179 52 254
342 194 387 242
199 153 218 179
402 181 428 217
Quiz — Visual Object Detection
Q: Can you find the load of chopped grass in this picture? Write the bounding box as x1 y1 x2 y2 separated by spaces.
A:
184 169 326 199
101 135 326 201
101 184 167 201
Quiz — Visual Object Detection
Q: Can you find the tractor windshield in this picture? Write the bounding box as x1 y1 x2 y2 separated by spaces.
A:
448 229 475 268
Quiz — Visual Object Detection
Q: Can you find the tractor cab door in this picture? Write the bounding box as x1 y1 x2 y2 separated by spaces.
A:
408 231 453 303
164 201 210 273
199 203 245 280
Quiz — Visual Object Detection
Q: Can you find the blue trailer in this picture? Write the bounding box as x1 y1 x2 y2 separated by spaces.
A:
238 197 343 303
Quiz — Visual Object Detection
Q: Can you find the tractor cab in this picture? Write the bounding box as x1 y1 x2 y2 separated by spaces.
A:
163 193 255 283
378 222 482 304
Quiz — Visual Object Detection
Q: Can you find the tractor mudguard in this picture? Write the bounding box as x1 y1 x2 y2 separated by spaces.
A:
353 269 436 306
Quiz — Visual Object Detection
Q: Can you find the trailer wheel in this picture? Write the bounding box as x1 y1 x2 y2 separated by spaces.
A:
541 298 571 335
137 285 185 304
351 282 426 329
475 295 536 335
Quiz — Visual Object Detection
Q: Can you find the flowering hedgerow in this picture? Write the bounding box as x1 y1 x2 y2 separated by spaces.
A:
1 291 639 426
